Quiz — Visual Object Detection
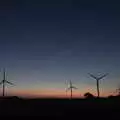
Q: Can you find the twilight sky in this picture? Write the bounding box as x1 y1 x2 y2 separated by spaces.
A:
0 0 120 97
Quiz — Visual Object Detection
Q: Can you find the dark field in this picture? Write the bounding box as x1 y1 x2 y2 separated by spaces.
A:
0 97 120 118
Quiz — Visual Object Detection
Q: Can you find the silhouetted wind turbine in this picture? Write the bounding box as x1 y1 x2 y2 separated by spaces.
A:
0 69 14 97
116 88 120 96
88 73 108 98
116 85 120 96
65 80 78 99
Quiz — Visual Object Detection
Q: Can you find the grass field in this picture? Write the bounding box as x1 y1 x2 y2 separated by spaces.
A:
0 96 120 117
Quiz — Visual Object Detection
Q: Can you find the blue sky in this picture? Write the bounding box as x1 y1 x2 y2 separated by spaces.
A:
0 0 120 97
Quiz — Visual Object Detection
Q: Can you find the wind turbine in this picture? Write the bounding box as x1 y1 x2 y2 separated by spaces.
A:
116 85 120 96
116 88 120 96
65 80 78 99
0 69 14 97
88 73 108 98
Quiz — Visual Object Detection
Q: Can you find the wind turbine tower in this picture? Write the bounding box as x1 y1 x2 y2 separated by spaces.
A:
0 69 14 97
88 73 108 98
65 80 78 99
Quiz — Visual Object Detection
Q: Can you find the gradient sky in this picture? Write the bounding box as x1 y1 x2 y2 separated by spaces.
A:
0 0 120 97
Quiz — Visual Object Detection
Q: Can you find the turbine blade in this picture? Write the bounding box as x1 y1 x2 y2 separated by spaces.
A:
65 80 68 85
66 87 70 91
88 73 98 80
65 88 67 92
72 86 78 89
0 81 3 85
70 80 72 86
3 69 6 80
65 80 70 88
98 73 108 80
6 81 14 85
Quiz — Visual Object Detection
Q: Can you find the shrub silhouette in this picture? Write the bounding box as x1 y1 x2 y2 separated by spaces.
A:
84 92 94 99
108 95 115 99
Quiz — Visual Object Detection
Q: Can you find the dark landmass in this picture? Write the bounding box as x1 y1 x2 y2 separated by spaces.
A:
0 96 120 118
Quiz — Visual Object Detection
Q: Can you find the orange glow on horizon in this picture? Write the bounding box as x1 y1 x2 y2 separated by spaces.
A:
5 88 113 98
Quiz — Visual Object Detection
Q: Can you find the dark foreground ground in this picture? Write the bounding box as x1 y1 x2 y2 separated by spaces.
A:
0 96 120 118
